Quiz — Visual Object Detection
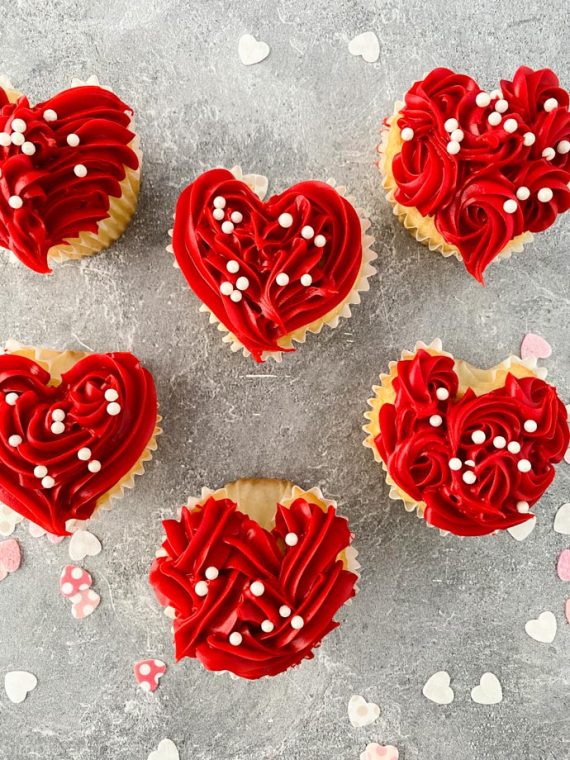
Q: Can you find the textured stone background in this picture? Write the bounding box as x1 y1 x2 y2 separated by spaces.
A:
0 1 569 758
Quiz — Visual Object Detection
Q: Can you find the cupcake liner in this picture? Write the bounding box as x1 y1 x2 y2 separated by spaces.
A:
377 101 533 269
362 338 544 528
4 339 161 533
167 167 377 362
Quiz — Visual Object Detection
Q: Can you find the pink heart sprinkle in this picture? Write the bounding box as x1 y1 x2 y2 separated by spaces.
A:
0 538 21 573
565 599 570 624
71 588 100 619
557 549 570 582
520 333 552 361
360 744 399 760
133 659 167 692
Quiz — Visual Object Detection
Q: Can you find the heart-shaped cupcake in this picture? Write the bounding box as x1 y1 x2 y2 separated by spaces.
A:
0 75 141 273
364 340 569 536
0 342 159 535
379 67 570 282
149 478 359 679
169 167 375 362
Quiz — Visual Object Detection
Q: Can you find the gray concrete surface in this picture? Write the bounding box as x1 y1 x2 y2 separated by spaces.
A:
0 1 569 758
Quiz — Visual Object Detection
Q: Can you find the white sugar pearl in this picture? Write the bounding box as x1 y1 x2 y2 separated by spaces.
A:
74 164 87 178
261 620 274 633
8 435 22 447
229 632 242 646
212 208 224 221
538 187 553 202
523 132 536 147
476 92 491 108
230 290 242 303
471 430 486 444
34 465 48 478
462 471 477 485
250 581 265 597
523 419 538 433
67 133 80 147
220 281 234 296
542 147 555 161
205 566 219 580
77 447 91 461
11 132 25 146
446 140 461 155
493 436 507 449
503 199 517 214
43 109 57 121
226 260 240 273
221 221 234 234
508 441 521 454
230 211 243 223
517 459 532 473
213 196 226 209
88 459 101 473
503 118 518 133
279 605 291 618
0 132 11 146
516 186 530 201
195 581 208 597
557 140 570 155
448 457 462 471
450 129 464 142
5 392 18 405
11 118 25 133
444 118 458 132
314 234 326 248
236 276 249 291
488 112 502 126
490 89 502 99
544 97 558 112
516 500 530 513
52 409 65 422
278 213 293 228
276 272 289 286
300 274 312 287
51 421 65 435
495 99 509 113
104 389 119 402
106 402 121 416
436 387 449 401
285 532 298 546
8 195 23 209
21 141 35 156
401 127 414 141
429 414 443 427
42 475 55 489
301 225 314 239
290 615 304 630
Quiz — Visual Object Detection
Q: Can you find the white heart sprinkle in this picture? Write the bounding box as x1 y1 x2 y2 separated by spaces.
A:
348 31 380 63
525 611 557 643
347 694 381 727
238 34 270 66
554 503 570 535
422 670 454 704
470 672 503 705
148 738 179 760
68 529 102 561
5 670 37 703
507 517 536 542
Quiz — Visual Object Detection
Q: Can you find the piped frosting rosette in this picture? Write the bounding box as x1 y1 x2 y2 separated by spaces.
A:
363 339 569 537
149 478 359 679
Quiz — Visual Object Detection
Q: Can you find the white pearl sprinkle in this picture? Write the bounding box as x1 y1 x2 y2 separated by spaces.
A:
476 92 491 108
21 141 36 156
429 414 443 427
226 260 240 274
5 392 18 406
471 430 486 445
104 389 119 402
462 471 477 485
516 501 530 514
290 615 304 630
52 409 66 422
300 274 312 287
34 465 48 478
67 133 80 147
523 419 538 433
436 387 449 401
542 147 555 161
449 457 462 471
465 459 475 467
490 89 502 99
261 620 274 633
537 187 554 203
450 129 464 143
488 112 502 126
77 447 91 461
544 97 558 112
503 199 517 214
213 196 226 209
43 109 57 122
51 421 65 435
8 435 22 447
250 581 265 597
503 118 518 133
444 118 458 133
106 402 121 416
229 632 242 646
205 566 219 580
517 459 532 473
41 475 55 489
446 140 461 155
279 605 291 618
523 132 536 147
230 211 243 224
11 132 25 146
8 195 23 209
557 140 570 155
301 225 314 239
74 164 87 178
212 208 224 221
314 234 326 248
401 127 414 141
0 132 11 146
278 212 293 228
507 441 521 454
220 281 234 296
88 459 101 473
276 272 289 286
516 186 530 201
221 220 234 234
285 532 298 546
195 580 208 597
493 436 507 449
236 276 249 291
230 290 242 303
495 99 509 113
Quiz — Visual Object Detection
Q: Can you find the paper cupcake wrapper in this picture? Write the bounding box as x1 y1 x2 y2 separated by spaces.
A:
362 338 544 532
377 101 534 270
167 167 377 362
4 339 161 533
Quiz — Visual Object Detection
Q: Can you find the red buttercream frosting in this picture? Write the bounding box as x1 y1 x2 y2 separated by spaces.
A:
149 495 358 679
372 350 569 536
0 351 157 534
391 67 570 282
0 84 139 273
171 168 363 362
